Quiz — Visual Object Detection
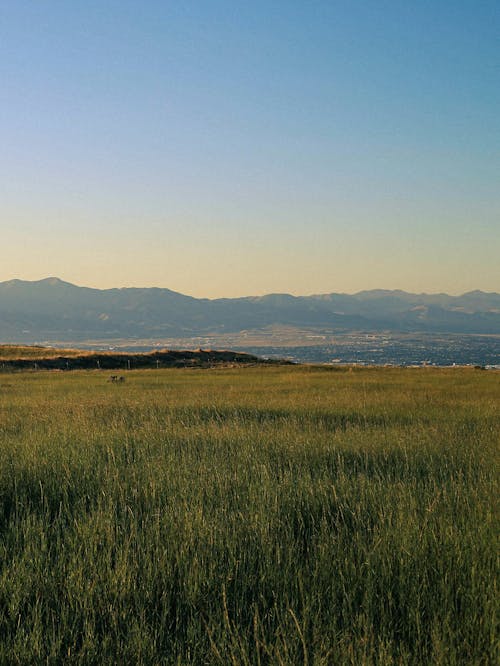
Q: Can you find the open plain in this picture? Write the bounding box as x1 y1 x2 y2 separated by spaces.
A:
0 365 498 664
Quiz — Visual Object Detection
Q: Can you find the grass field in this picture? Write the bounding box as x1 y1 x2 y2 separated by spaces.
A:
0 345 91 360
0 365 497 664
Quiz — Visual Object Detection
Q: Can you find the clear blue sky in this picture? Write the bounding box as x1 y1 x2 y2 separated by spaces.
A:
1 1 498 296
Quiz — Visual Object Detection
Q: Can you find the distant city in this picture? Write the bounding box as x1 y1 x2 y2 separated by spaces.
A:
234 333 500 368
62 332 500 369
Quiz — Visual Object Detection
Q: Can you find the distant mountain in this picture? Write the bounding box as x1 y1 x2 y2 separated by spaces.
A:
0 278 499 342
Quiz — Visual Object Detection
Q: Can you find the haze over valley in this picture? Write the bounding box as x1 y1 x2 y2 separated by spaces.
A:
1 278 498 366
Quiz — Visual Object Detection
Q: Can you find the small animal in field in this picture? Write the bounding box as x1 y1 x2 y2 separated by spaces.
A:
108 375 125 383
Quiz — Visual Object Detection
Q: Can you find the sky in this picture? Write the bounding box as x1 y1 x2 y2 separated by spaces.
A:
1 1 499 297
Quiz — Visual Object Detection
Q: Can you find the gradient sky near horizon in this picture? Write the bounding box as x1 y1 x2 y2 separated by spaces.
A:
1 1 499 297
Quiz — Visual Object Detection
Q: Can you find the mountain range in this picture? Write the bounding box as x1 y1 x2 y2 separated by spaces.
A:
0 278 499 343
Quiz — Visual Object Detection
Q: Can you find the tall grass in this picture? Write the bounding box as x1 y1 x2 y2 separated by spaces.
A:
0 366 497 664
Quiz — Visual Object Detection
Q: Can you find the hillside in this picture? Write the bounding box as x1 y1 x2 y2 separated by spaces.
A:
0 278 499 343
0 345 271 370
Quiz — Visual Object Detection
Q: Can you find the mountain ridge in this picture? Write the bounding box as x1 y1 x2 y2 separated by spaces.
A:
2 278 498 300
0 278 498 342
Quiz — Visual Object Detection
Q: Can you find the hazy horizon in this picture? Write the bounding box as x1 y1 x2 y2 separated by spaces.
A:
1 2 499 297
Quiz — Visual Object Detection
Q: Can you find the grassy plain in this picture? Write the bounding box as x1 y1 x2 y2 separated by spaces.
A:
0 365 497 664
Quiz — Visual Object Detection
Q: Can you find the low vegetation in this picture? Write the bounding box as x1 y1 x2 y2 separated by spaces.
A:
0 345 266 370
0 365 497 663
